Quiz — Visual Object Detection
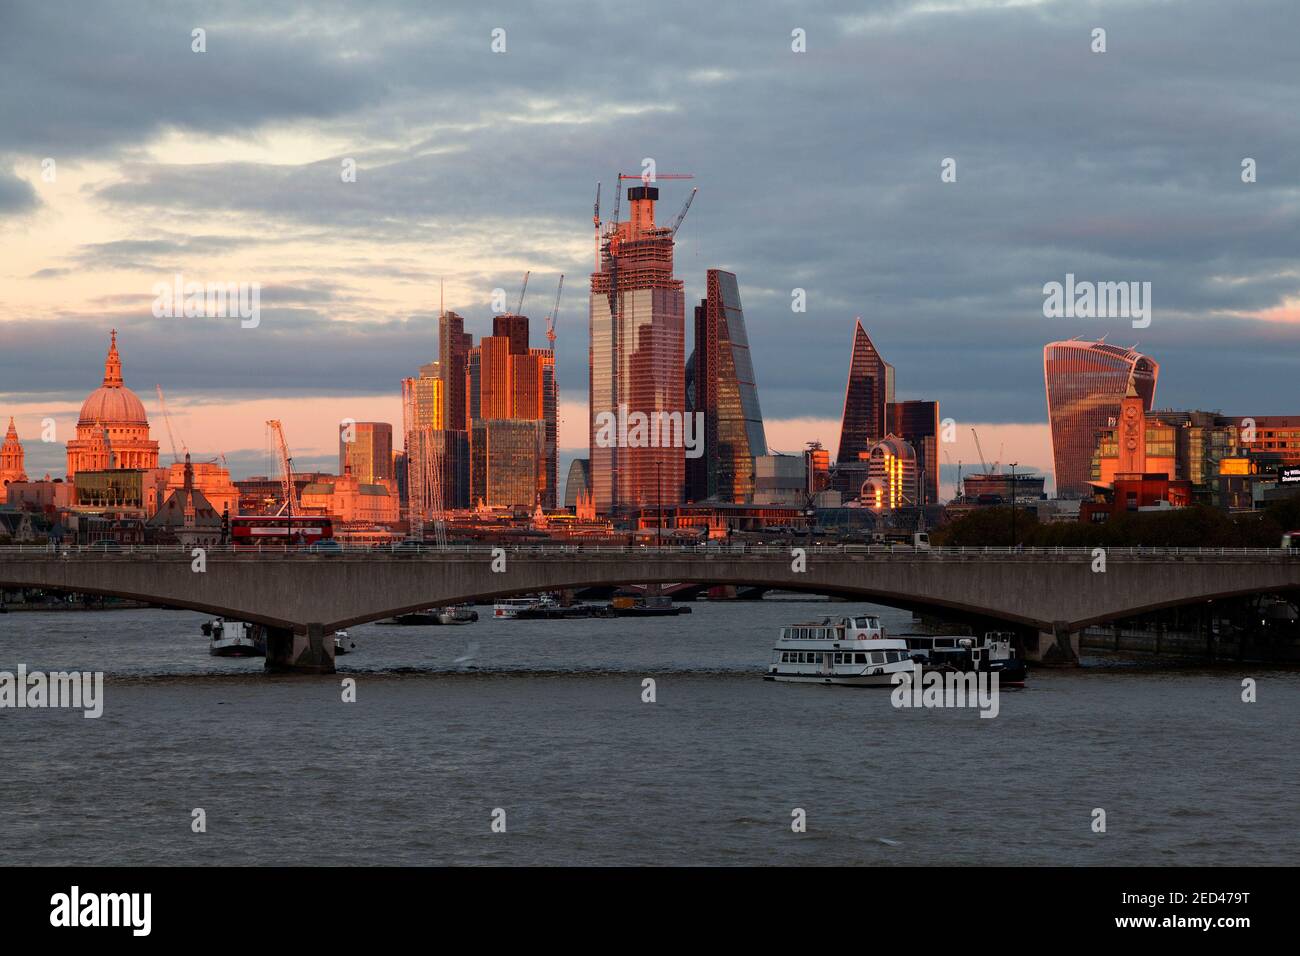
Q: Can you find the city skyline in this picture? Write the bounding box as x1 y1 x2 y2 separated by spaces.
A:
4 1 1300 495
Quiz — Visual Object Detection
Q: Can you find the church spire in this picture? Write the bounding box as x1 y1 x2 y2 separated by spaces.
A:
103 329 123 387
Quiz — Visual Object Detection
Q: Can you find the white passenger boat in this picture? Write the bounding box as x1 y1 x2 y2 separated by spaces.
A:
333 629 356 654
493 595 558 619
205 618 264 658
766 614 916 686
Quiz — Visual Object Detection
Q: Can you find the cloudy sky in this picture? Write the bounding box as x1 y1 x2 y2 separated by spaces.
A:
2 0 1297 493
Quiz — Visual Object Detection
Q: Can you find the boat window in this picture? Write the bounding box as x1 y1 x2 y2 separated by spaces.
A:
854 653 866 664
869 652 884 665
833 653 842 664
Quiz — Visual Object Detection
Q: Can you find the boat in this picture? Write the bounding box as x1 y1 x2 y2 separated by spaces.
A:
515 603 616 620
333 630 356 654
205 617 265 658
493 595 559 619
899 631 1028 687
381 605 479 625
437 605 479 625
607 595 691 617
765 614 915 686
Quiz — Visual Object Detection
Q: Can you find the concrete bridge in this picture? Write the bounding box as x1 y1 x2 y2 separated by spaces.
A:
1 544 1296 673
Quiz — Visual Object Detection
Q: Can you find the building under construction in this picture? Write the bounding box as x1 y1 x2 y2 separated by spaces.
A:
589 179 693 515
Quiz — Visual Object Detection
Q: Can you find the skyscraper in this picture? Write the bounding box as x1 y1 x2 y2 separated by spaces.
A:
339 422 393 485
589 183 687 514
886 400 939 506
439 310 472 433
1043 339 1158 498
686 269 767 502
836 319 893 466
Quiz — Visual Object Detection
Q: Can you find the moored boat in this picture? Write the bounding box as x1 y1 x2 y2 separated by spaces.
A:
333 629 356 654
766 614 914 686
900 631 1028 686
206 618 265 658
494 595 559 619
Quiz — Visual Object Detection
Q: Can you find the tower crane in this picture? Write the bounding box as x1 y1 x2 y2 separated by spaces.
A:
546 274 564 345
669 187 698 237
266 419 297 516
945 450 962 500
592 181 602 270
155 384 185 464
514 270 531 316
970 428 989 474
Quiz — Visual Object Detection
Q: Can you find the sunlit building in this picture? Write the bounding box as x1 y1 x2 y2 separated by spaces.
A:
1 418 26 487
886 400 939 506
564 458 591 509
470 419 545 508
685 269 767 502
339 422 393 486
862 435 918 511
590 183 687 514
1043 339 1158 498
836 319 894 467
66 331 160 477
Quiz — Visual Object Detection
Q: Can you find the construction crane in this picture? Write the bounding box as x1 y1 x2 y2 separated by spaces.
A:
669 187 698 237
616 172 695 183
155 384 185 464
514 270 531 316
945 450 963 500
546 274 564 345
970 428 989 474
265 419 297 516
592 181 602 270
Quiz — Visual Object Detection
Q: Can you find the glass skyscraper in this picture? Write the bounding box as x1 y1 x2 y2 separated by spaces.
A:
836 319 893 466
686 269 767 502
1043 339 1158 498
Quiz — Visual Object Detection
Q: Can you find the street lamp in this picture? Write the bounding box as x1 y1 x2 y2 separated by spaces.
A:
1009 462 1018 548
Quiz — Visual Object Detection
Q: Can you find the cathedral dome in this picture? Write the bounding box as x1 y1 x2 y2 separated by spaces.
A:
78 330 149 426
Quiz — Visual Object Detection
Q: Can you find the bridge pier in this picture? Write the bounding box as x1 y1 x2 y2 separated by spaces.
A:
1027 621 1080 666
265 623 336 675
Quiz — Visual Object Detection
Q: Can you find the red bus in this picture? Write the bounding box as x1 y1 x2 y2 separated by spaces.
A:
230 516 335 549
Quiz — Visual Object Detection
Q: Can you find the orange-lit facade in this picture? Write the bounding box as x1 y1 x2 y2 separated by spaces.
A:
837 320 894 467
66 331 160 477
590 184 686 514
1044 340 1157 498
1 418 26 487
863 435 918 511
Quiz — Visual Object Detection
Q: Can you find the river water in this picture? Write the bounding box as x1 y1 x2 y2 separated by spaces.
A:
1 599 1296 866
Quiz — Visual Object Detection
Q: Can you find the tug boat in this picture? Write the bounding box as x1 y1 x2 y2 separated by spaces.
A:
899 631 1028 687
766 614 915 686
204 618 265 658
437 605 479 625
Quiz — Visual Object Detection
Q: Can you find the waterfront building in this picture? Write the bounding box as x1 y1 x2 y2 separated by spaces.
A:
1043 339 1157 498
66 330 160 477
685 269 767 503
589 183 687 514
960 472 1047 503
836 319 894 467
886 400 939 506
339 422 394 485
299 469 400 524
1 418 27 487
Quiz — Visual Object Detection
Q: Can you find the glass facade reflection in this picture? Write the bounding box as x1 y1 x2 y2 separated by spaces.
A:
837 320 893 466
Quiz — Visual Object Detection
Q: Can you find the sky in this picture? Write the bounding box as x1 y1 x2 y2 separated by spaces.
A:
2 0 1298 496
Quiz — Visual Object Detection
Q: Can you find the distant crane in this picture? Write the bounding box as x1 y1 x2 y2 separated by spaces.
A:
514 270 531 316
546 274 564 346
155 385 185 464
970 428 989 474
669 187 698 238
945 450 962 500
266 419 297 516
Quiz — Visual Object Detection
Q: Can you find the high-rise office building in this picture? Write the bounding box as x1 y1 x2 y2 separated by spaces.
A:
685 269 767 502
1043 339 1158 498
470 419 545 508
439 311 473 433
339 422 393 485
589 183 687 514
836 319 893 466
886 400 939 506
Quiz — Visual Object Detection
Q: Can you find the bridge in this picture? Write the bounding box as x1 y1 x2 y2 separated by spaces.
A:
2 544 1296 673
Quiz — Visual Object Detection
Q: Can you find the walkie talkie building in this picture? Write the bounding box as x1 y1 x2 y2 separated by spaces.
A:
1043 339 1159 498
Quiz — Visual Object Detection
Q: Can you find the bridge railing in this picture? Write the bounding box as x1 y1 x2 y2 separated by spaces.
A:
0 543 1297 559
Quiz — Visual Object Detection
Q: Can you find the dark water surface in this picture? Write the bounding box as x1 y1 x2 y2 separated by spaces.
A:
2 601 1296 866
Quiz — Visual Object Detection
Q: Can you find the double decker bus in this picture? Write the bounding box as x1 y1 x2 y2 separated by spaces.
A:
230 516 335 549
